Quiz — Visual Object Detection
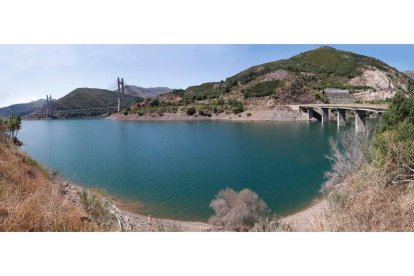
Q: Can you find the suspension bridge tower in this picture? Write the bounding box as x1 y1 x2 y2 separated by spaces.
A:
45 94 54 118
117 77 125 112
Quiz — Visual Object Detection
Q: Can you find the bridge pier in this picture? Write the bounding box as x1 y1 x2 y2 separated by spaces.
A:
336 109 347 126
354 110 367 133
295 104 386 133
307 108 314 120
321 108 329 123
306 107 322 121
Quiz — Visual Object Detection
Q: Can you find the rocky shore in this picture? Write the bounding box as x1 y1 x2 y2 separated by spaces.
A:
107 106 309 122
55 177 219 232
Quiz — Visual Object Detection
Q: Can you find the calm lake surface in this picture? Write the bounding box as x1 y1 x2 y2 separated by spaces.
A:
19 118 371 221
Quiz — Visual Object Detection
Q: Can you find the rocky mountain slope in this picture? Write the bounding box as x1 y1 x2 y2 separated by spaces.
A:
154 47 412 109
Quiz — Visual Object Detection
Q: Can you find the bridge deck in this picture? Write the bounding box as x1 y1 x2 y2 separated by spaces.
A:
297 103 389 112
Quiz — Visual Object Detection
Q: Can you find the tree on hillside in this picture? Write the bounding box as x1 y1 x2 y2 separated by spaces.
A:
7 114 21 140
373 88 414 176
208 188 268 231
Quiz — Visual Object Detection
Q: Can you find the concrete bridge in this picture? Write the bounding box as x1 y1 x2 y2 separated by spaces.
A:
294 104 389 132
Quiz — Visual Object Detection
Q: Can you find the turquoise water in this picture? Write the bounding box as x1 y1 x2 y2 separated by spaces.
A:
19 119 363 221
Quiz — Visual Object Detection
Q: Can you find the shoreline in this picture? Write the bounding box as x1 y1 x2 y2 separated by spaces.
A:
54 174 323 231
52 176 220 231
281 198 327 231
107 106 311 122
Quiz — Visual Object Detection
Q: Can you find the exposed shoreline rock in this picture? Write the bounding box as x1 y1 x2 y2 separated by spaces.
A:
107 106 309 122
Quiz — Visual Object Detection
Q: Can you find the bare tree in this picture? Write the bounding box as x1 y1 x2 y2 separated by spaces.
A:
323 130 371 190
208 188 268 231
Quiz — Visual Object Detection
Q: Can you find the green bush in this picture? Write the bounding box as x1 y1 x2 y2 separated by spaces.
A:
243 80 282 98
228 100 244 114
149 98 160 107
186 107 196 116
377 92 414 133
373 89 414 171
79 190 108 221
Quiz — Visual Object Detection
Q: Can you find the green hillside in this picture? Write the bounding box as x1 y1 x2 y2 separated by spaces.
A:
167 47 409 102
131 46 412 116
227 46 387 85
53 88 140 117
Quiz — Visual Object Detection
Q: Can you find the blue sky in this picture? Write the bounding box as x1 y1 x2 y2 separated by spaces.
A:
1 44 414 107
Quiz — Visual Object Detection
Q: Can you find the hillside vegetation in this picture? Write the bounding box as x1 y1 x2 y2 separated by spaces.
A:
127 47 413 117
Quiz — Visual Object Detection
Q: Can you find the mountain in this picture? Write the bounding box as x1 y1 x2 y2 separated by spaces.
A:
123 85 172 98
404 70 414 80
50 88 140 117
0 99 45 117
156 46 412 107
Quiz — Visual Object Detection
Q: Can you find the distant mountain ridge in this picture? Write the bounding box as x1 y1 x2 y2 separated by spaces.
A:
1 84 169 117
0 99 45 117
123 85 172 98
50 88 140 117
404 71 414 80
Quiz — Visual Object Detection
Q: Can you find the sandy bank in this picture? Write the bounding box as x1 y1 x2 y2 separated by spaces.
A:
281 199 328 231
107 106 310 122
56 178 219 232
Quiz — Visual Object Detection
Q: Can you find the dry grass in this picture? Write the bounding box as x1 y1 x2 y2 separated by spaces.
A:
310 164 414 231
299 128 414 232
0 142 100 231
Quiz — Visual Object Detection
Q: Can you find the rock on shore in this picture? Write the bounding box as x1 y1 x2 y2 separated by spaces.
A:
108 106 309 122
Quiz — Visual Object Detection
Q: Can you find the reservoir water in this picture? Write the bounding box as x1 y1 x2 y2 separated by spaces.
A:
19 119 366 221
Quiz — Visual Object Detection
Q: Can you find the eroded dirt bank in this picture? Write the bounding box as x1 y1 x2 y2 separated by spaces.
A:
107 106 309 122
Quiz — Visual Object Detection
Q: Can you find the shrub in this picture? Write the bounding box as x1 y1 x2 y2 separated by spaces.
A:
246 112 252 117
208 188 268 231
79 190 108 222
373 90 414 174
6 114 21 140
323 130 371 190
149 98 160 107
377 92 414 133
186 107 196 116
228 100 244 114
217 98 225 105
